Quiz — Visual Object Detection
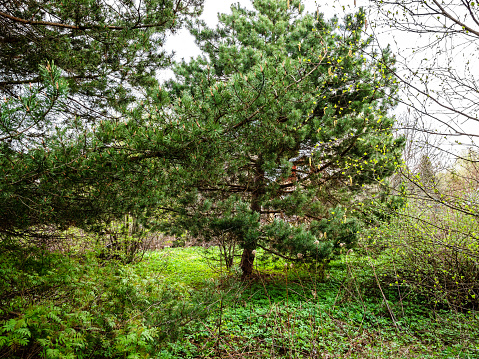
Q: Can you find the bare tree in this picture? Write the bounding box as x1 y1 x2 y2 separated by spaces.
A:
366 0 479 208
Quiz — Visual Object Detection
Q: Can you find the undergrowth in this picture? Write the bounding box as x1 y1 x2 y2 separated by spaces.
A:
159 249 479 358
1 243 478 358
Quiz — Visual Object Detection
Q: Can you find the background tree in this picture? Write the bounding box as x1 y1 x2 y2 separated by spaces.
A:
356 0 479 310
152 0 405 276
416 154 438 191
367 0 478 140
367 0 479 211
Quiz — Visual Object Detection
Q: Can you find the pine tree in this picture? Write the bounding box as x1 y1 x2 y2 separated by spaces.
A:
0 0 203 236
0 63 167 235
0 0 202 119
154 0 405 276
416 154 437 192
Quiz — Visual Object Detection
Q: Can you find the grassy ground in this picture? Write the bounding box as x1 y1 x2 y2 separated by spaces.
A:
137 248 479 358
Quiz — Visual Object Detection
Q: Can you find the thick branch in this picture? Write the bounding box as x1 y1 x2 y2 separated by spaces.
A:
0 11 172 31
431 0 479 37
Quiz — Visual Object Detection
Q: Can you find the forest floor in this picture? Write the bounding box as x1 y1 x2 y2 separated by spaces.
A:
143 247 479 358
2 244 478 358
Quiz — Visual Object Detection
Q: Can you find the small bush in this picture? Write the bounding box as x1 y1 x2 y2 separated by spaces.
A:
363 201 479 310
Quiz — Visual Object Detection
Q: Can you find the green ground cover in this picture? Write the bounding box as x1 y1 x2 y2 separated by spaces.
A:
144 248 479 358
1 245 478 358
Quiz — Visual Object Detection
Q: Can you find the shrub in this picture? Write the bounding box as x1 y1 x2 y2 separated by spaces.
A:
0 237 216 358
363 200 479 310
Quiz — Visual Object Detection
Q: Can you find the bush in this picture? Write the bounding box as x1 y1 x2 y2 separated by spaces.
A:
0 237 216 358
363 200 479 310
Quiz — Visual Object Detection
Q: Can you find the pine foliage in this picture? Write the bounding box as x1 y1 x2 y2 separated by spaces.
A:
150 0 405 274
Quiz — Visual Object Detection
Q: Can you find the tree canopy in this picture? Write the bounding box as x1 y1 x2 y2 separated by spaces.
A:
0 0 202 118
146 0 405 275
0 0 203 236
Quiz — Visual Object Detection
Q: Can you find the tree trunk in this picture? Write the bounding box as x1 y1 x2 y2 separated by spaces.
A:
240 157 264 278
240 248 255 278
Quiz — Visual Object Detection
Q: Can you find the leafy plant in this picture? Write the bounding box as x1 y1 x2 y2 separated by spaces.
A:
0 240 218 358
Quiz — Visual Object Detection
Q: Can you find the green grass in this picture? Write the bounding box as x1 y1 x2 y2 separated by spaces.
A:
140 247 479 359
141 247 218 287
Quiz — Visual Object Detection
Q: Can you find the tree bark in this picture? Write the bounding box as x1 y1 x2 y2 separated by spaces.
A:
240 248 255 278
240 157 264 278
